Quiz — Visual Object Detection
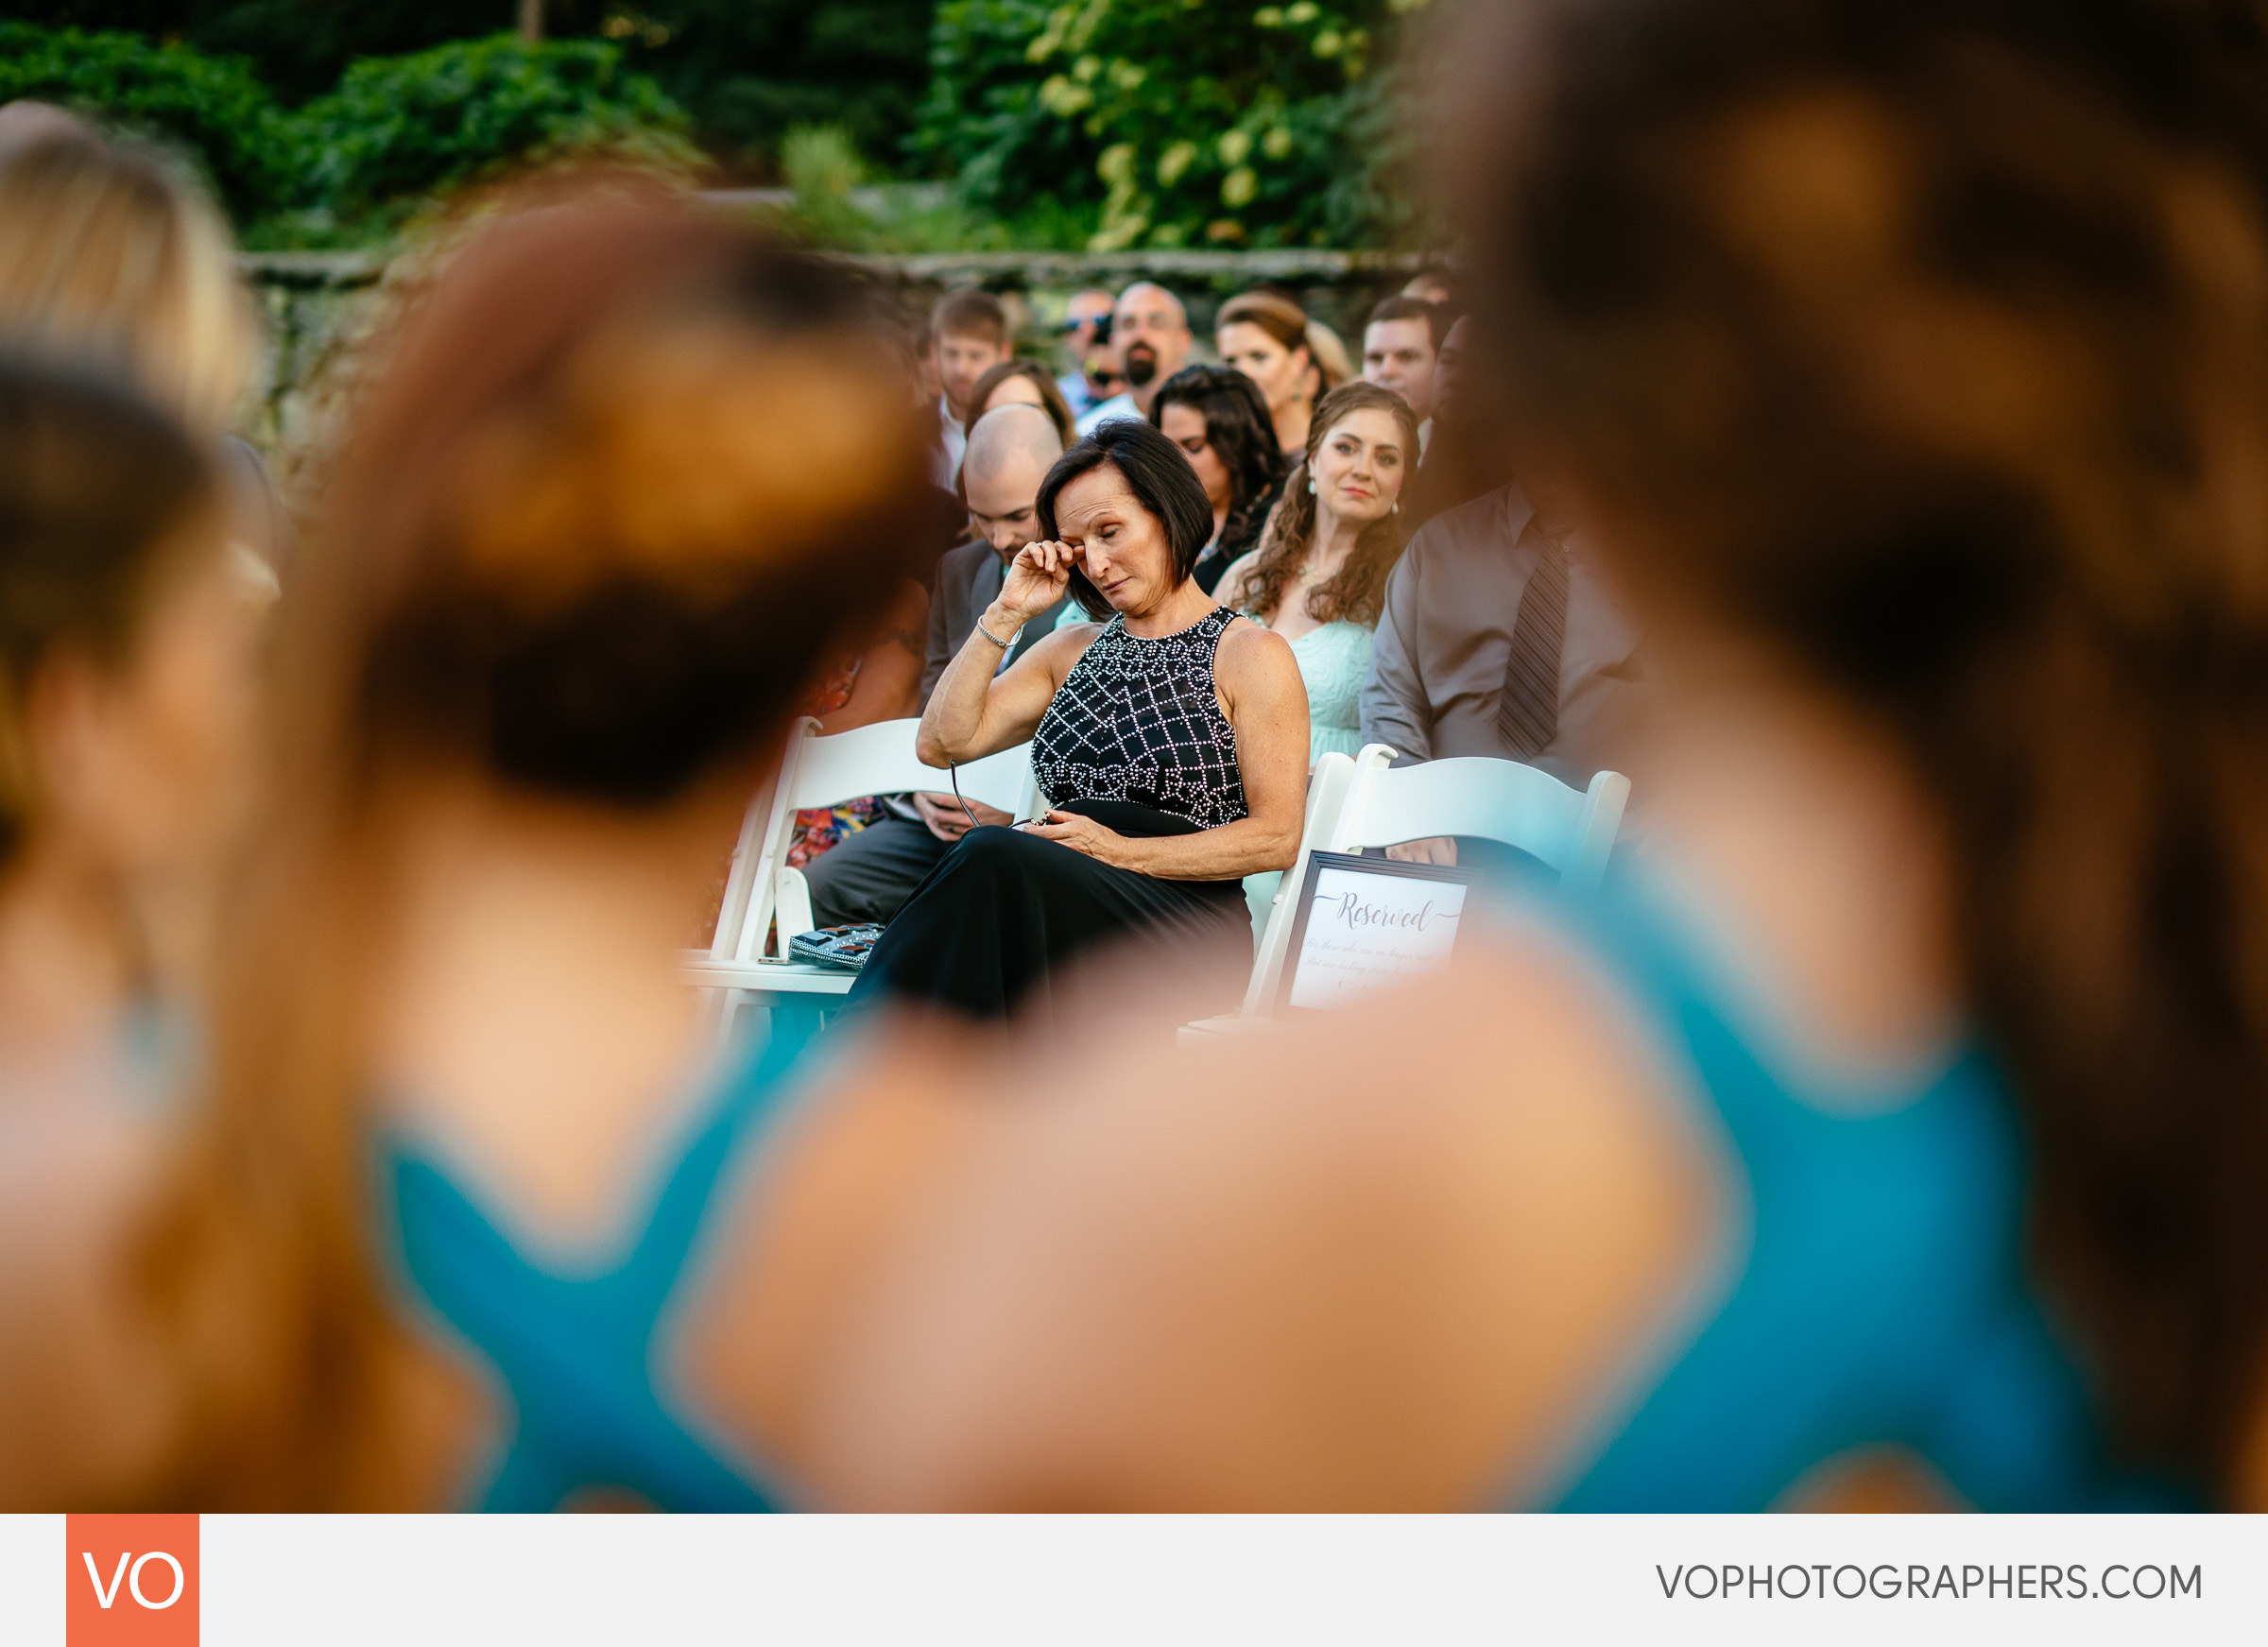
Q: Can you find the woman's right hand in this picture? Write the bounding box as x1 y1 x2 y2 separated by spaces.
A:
998 539 1078 625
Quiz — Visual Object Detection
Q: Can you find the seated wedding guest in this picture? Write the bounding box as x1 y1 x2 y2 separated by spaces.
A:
1219 382 1418 764
1054 286 1117 419
1075 283 1193 435
1147 365 1287 596
0 365 263 1509
804 404 1070 930
1359 478 1641 869
782 575 929 875
1214 290 1317 460
962 357 1076 450
812 0 2256 1512
1397 314 1516 532
929 289 1010 488
0 127 295 581
850 419 1308 1023
1361 296 1444 428
134 196 953 1509
924 405 1076 699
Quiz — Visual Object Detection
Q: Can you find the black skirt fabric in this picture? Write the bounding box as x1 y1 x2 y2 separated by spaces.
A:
848 800 1253 1021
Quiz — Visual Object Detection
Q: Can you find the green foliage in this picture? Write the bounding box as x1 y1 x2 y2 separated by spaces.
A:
0 21 293 218
913 0 1435 250
603 0 934 171
0 0 938 173
288 35 697 230
760 124 1029 253
0 23 696 246
176 1 528 107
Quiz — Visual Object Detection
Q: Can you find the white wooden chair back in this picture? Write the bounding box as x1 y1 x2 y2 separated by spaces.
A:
1233 750 1360 1017
1329 744 1629 890
1182 746 1629 1042
711 717 1039 966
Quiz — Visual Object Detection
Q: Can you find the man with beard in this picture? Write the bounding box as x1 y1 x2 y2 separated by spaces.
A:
1074 282 1192 436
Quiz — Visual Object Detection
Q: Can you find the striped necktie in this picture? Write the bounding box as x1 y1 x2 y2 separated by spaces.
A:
1496 533 1571 759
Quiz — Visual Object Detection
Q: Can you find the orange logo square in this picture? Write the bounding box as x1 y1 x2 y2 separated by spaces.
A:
65 1514 198 1646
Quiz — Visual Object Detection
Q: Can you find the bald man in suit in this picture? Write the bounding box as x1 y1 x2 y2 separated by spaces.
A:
805 406 1071 928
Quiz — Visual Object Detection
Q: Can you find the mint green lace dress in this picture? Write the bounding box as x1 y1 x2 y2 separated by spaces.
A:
1242 615 1377 935
1271 618 1375 763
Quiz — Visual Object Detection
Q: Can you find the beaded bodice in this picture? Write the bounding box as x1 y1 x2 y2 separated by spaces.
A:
1030 607 1247 829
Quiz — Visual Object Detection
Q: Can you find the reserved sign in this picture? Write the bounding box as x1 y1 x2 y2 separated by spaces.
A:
1279 851 1477 1013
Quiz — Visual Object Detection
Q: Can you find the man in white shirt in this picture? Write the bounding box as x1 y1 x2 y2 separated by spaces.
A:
1074 282 1192 436
1055 286 1119 418
930 289 1011 488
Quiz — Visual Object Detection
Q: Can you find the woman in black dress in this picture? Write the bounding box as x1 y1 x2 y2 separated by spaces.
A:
852 419 1310 1021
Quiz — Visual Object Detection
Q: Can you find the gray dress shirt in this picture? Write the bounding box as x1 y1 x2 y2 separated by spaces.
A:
1360 486 1642 784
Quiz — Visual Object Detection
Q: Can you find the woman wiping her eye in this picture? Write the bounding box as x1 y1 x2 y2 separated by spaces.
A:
849 418 1310 1028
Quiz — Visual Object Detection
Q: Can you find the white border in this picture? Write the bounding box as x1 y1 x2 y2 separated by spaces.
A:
6 1512 2262 1646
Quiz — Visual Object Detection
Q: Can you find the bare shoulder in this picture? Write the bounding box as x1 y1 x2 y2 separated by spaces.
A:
1029 618 1105 658
1213 614 1297 679
1015 619 1107 683
809 923 1723 1509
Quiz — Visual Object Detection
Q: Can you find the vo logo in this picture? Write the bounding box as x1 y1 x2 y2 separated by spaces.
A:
65 1515 197 1645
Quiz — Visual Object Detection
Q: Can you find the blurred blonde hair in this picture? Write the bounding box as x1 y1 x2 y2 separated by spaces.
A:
0 131 255 437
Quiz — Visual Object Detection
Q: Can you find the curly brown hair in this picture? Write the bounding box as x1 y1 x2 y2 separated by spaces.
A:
1224 380 1420 628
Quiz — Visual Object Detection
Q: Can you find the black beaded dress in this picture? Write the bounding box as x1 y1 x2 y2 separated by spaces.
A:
850 607 1257 1021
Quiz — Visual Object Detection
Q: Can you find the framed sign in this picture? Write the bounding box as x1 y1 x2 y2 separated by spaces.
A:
1274 850 1483 1016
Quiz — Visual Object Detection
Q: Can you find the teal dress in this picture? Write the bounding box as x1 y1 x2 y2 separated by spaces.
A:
381 1016 821 1511
1255 616 1373 763
1523 868 2111 1510
1243 616 1376 934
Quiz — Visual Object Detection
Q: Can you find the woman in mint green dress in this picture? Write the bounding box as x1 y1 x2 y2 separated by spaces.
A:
1218 381 1420 928
1218 380 1420 763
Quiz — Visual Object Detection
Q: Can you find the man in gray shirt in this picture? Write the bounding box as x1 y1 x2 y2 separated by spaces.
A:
1360 483 1641 863
804 405 1070 926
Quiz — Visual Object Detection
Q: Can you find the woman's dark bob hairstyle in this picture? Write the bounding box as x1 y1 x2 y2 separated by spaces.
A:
1036 418 1214 618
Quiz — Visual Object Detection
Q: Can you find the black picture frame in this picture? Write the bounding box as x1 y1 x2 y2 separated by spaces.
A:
1273 849 1486 1017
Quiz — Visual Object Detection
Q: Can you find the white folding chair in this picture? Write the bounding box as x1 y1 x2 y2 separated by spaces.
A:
1328 743 1629 889
685 716 1039 1008
1177 751 1360 1045
1180 745 1629 1042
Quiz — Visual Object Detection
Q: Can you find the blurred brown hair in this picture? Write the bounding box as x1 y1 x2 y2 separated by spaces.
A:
1215 289 1311 360
141 190 944 1506
0 130 254 437
964 357 1076 448
0 359 219 866
1461 0 2268 1494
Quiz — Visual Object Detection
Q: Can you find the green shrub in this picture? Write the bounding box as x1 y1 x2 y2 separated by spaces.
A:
912 0 1435 250
0 23 294 220
288 35 699 233
0 25 696 245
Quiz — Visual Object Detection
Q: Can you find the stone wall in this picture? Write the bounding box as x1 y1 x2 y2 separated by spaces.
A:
238 245 1440 503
